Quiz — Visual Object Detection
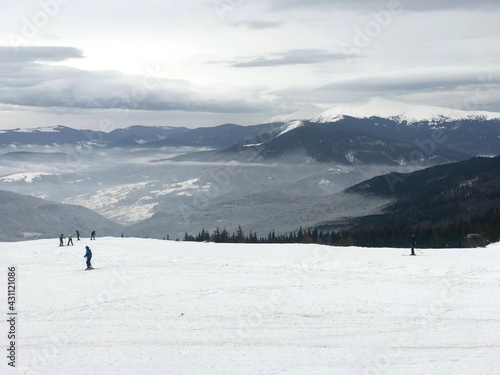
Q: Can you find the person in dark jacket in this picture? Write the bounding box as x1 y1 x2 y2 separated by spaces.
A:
411 234 416 256
76 230 80 241
84 246 92 270
59 234 64 247
90 230 96 240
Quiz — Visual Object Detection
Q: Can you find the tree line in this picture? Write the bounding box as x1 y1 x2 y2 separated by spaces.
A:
183 208 499 248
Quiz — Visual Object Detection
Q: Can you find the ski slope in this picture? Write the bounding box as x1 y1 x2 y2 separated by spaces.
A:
1 238 499 375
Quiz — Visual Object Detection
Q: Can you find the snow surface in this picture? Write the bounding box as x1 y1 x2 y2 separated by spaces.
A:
0 172 54 183
1 238 499 375
151 178 211 197
68 183 153 224
67 179 213 224
0 126 65 134
276 120 305 138
311 98 500 124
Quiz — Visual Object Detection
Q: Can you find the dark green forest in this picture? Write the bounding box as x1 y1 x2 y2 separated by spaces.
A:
183 207 498 248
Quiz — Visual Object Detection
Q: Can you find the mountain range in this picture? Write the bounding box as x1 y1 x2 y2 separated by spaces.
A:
0 100 498 241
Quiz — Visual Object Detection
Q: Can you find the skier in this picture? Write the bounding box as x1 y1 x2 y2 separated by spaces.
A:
59 234 64 247
67 234 74 246
90 230 96 240
76 230 80 241
410 234 416 256
84 246 93 270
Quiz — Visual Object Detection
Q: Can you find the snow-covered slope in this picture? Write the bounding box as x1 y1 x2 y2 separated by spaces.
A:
1 237 498 374
0 125 65 134
276 120 304 137
311 98 500 124
0 172 54 183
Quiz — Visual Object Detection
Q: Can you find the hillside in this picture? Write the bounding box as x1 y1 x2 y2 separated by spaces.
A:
318 156 500 247
245 122 469 164
171 116 497 165
347 155 500 199
1 237 498 374
0 190 122 241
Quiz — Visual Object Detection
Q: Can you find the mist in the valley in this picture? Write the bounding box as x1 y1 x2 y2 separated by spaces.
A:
0 142 416 238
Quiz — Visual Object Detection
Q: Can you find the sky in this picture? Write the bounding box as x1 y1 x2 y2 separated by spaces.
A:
0 0 499 130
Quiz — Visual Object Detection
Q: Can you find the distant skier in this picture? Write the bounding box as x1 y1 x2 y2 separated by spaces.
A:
59 234 64 247
84 246 93 270
76 230 80 241
90 230 96 240
67 234 74 246
410 234 416 256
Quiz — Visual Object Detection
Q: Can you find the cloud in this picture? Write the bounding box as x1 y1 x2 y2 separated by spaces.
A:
273 67 500 112
0 46 83 63
319 68 500 94
225 49 362 68
235 20 284 29
0 46 269 114
268 0 500 12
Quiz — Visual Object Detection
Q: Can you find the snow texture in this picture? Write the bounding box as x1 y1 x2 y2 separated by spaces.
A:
1 238 499 375
276 120 305 138
312 98 500 124
0 126 65 134
0 172 54 183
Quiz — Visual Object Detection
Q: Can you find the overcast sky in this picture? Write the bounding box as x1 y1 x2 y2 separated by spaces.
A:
1 0 499 130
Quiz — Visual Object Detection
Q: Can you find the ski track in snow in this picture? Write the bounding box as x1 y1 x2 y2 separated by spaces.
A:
0 238 499 375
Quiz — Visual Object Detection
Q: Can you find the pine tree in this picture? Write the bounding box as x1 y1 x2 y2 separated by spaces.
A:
236 225 245 243
297 227 304 243
212 227 221 243
221 228 229 243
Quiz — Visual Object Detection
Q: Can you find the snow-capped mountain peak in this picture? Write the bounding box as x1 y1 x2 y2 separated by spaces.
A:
0 125 68 134
311 98 500 124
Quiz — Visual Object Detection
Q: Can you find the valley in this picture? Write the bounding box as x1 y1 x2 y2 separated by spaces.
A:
1 101 499 241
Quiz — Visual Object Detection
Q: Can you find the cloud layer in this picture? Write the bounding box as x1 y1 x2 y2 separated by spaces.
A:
222 49 362 68
0 47 268 114
0 46 83 63
0 1 499 128
268 0 500 11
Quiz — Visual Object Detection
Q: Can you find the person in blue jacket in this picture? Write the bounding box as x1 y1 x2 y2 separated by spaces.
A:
84 246 93 270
